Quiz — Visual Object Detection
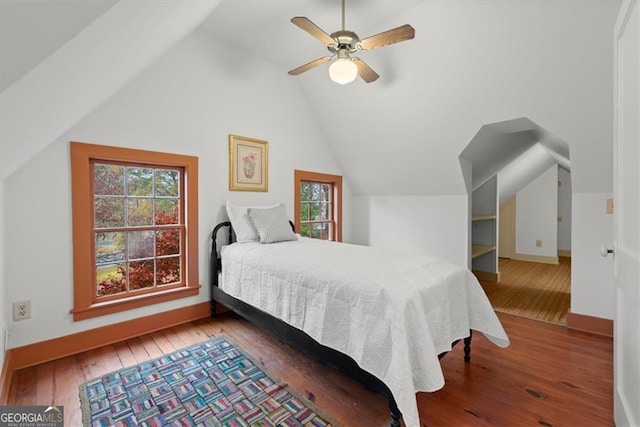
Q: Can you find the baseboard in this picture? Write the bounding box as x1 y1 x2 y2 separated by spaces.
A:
472 270 500 282
512 253 559 265
0 351 14 404
567 312 613 337
4 301 211 374
558 249 571 258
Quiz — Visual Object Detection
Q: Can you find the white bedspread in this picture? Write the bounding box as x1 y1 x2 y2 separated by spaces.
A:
221 237 509 427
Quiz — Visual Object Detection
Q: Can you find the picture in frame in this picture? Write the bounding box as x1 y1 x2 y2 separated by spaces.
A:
229 134 268 192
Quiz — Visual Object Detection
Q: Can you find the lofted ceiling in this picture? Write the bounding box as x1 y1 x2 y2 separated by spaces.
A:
0 0 621 197
198 0 424 73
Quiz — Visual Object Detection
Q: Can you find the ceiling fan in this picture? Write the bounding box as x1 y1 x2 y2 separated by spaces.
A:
288 0 415 84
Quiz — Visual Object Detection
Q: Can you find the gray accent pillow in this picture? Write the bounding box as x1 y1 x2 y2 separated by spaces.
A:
247 204 297 243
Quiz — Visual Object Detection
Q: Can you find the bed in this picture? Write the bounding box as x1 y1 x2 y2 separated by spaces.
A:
210 203 509 427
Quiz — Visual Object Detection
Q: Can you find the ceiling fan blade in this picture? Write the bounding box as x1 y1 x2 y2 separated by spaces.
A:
353 58 379 83
291 17 336 46
288 56 334 76
359 24 415 51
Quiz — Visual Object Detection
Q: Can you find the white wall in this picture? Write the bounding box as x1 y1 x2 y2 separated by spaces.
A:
516 165 558 257
558 168 572 251
3 30 344 349
0 1 221 181
0 178 5 368
572 193 614 319
351 195 468 267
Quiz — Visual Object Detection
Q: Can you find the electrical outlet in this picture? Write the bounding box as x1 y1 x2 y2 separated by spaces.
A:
606 198 614 214
13 300 31 321
536 240 543 248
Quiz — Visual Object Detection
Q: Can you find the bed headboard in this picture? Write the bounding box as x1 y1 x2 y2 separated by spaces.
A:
210 220 295 287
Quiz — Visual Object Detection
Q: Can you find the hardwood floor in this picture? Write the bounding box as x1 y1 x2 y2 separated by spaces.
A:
480 257 571 325
5 311 612 426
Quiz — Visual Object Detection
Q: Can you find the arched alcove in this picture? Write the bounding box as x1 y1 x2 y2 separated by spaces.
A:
459 117 572 324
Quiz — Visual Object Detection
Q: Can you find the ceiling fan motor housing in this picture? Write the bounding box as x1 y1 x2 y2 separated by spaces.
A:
328 30 360 53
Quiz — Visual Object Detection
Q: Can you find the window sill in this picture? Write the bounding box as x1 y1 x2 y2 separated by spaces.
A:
71 285 200 321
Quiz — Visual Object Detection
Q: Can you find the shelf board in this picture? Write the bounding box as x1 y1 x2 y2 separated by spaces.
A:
472 215 496 221
471 244 496 258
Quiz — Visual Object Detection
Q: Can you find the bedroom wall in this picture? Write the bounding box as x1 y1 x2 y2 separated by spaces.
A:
558 168 572 252
0 179 5 369
2 29 345 349
308 1 619 320
351 195 468 267
515 165 558 257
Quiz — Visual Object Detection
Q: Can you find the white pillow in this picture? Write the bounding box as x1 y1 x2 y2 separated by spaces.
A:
247 204 297 244
226 201 277 243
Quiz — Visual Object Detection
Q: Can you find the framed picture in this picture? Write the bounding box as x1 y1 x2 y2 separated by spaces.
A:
229 134 268 191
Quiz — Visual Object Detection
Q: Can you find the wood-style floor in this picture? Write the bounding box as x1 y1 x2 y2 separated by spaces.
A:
6 311 612 426
480 257 571 325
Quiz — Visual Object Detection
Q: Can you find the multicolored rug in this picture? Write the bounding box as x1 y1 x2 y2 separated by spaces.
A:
79 336 338 426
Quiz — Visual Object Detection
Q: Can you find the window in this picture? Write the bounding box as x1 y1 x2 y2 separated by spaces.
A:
70 142 199 321
294 170 342 241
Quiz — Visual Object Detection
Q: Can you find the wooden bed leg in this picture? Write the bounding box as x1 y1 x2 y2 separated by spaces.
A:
389 395 402 427
464 331 472 363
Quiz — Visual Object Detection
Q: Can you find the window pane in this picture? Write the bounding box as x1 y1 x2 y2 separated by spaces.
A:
94 198 125 228
310 203 321 220
320 184 330 202
127 198 154 226
310 184 321 201
156 229 180 256
128 230 154 259
95 232 125 264
94 164 124 196
300 201 309 221
301 224 311 237
157 257 180 285
96 263 126 296
128 260 155 290
301 183 310 202
309 222 331 240
155 199 179 225
126 167 153 196
155 169 179 197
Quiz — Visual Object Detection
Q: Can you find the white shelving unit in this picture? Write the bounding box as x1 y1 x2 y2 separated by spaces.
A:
471 176 499 282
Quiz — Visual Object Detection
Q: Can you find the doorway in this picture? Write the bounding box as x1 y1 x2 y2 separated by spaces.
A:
459 117 572 325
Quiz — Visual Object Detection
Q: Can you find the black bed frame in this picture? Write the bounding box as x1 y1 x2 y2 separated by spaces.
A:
210 221 472 427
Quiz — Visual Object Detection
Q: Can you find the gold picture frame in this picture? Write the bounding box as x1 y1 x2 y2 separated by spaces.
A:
229 134 269 191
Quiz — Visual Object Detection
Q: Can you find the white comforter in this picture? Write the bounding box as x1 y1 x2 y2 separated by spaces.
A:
221 237 509 427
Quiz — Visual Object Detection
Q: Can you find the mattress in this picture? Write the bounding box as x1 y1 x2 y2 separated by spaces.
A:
221 237 509 427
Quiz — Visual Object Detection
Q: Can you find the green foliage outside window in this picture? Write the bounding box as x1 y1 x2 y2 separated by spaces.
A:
300 182 332 240
94 163 182 297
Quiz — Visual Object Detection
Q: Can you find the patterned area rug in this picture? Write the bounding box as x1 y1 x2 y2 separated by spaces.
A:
79 336 338 426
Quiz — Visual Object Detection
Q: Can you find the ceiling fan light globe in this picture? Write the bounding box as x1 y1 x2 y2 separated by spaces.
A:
329 58 358 84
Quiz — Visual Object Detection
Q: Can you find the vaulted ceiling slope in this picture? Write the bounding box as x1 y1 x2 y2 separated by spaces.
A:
1 0 620 196
459 117 569 204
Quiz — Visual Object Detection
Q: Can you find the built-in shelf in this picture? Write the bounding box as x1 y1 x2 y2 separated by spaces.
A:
471 244 496 259
472 215 497 221
471 176 499 282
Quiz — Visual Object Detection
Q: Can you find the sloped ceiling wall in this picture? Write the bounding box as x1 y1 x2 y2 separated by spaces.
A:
293 0 619 196
1 0 620 197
